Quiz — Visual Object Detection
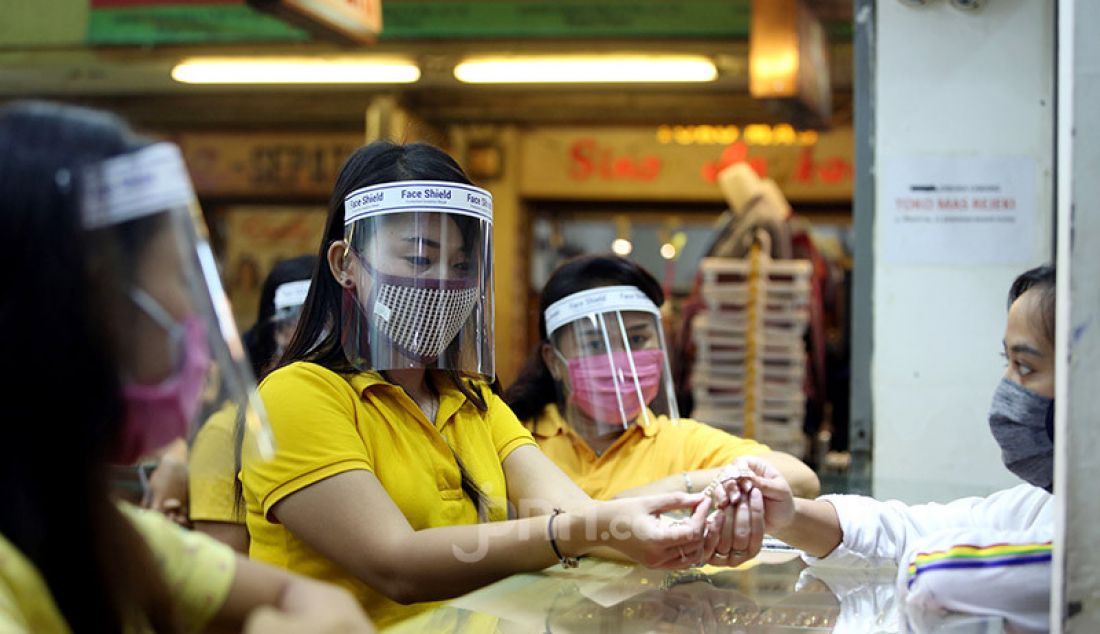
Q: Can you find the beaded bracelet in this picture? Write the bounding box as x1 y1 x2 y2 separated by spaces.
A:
547 508 579 569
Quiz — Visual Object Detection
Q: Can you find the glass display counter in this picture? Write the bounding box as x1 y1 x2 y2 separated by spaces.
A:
385 550 1006 633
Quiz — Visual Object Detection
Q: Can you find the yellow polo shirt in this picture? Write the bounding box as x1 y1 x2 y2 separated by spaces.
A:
241 361 537 629
189 403 245 524
531 404 771 500
0 504 235 633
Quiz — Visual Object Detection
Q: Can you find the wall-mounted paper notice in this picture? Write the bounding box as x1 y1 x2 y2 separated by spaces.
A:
880 155 1038 265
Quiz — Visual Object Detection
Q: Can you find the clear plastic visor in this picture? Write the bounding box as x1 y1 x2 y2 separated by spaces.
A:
547 297 679 435
337 191 494 378
81 143 274 464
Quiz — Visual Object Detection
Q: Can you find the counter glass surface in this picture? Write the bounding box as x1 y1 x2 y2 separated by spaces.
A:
384 551 1006 633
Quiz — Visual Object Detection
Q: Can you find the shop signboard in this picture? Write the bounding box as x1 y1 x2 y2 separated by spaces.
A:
247 0 382 43
170 127 851 203
88 0 309 44
381 0 748 39
519 125 853 203
86 0 852 45
173 131 361 198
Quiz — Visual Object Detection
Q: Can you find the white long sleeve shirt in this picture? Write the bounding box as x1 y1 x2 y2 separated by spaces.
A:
805 484 1053 633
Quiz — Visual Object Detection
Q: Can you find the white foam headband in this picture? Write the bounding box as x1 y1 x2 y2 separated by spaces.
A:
81 142 196 230
544 285 660 335
274 280 311 312
343 180 493 226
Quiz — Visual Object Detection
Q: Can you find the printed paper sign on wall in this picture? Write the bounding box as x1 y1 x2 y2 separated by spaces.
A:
880 155 1039 265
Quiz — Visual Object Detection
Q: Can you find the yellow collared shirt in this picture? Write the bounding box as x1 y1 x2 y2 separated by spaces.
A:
531 404 771 500
241 362 536 629
189 402 245 525
0 504 235 634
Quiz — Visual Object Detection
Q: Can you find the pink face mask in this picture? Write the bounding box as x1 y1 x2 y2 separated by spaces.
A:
115 315 210 464
563 349 665 424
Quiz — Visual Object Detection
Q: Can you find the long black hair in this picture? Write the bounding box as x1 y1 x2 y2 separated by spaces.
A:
1008 264 1056 345
504 254 664 423
0 102 179 632
277 140 491 518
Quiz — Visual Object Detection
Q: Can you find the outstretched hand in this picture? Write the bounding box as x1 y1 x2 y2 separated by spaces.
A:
698 462 766 565
726 456 797 532
598 492 713 570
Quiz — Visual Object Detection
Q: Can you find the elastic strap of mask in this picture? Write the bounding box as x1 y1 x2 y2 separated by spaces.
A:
130 287 179 334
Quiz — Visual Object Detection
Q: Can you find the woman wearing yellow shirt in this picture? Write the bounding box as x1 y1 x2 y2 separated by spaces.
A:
241 141 760 629
505 255 819 501
0 101 372 633
190 256 315 552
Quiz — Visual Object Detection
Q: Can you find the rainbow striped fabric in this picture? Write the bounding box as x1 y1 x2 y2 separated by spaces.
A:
907 541 1053 588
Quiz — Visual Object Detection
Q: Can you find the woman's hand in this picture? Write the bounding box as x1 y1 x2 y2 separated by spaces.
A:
701 489 764 568
214 558 375 634
730 456 797 533
693 460 771 565
582 492 713 569
142 440 190 527
243 605 375 634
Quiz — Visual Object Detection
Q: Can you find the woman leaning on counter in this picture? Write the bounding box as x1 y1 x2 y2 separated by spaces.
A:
239 142 760 629
504 254 819 501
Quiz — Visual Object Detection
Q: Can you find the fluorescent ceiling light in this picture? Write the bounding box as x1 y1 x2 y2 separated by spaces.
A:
171 57 420 84
454 55 718 84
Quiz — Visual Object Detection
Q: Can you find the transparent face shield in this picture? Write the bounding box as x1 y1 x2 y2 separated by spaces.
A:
338 181 494 378
80 143 274 464
545 286 680 436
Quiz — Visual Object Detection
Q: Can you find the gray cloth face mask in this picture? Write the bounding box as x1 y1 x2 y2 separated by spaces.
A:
988 378 1055 492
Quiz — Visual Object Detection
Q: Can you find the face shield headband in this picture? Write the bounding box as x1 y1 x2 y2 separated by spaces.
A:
272 279 311 324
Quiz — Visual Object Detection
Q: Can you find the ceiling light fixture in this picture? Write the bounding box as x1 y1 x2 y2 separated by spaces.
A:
171 56 420 84
453 55 718 84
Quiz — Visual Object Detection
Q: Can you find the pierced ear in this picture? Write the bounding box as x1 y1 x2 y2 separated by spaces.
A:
327 240 353 287
541 343 564 381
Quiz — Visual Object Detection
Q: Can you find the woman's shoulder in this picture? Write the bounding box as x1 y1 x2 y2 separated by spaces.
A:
647 416 752 445
261 361 352 393
263 360 335 381
643 414 708 433
198 402 239 436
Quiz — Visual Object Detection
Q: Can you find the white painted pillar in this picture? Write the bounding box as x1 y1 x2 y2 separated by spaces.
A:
1052 0 1100 630
872 0 1054 502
